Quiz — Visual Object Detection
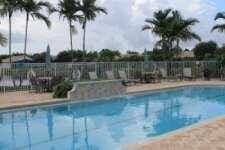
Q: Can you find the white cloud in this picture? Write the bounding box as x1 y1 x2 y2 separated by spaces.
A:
0 0 224 55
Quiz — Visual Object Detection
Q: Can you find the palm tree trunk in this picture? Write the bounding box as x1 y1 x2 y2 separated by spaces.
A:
82 17 86 60
9 15 12 64
24 13 29 63
69 20 73 62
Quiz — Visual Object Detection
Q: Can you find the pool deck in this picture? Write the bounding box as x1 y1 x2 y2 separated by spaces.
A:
1 80 225 150
127 80 225 94
0 91 68 110
1 80 225 110
125 116 225 150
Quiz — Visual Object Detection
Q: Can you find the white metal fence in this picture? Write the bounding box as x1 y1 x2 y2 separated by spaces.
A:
0 61 220 92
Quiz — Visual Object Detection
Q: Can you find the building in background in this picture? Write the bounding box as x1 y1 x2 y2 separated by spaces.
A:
1 55 33 63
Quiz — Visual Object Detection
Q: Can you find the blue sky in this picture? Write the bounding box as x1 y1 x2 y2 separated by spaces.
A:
0 0 225 55
208 0 225 10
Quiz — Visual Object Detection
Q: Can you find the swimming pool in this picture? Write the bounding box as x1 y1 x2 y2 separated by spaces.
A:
1 86 225 150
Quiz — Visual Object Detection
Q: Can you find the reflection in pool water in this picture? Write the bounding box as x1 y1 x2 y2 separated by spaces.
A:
1 86 225 150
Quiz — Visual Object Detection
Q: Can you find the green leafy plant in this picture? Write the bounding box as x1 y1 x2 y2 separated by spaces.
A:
53 80 73 98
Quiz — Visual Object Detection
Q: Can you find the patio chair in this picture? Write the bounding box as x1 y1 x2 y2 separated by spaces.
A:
183 68 194 80
72 69 81 81
159 68 168 80
165 68 182 82
88 72 98 81
105 71 115 80
142 71 161 83
27 69 41 92
118 70 139 85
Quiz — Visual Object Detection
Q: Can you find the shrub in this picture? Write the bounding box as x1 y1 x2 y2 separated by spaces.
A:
53 80 73 98
50 76 65 92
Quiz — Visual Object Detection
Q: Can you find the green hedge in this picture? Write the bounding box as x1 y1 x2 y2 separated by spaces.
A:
53 80 73 98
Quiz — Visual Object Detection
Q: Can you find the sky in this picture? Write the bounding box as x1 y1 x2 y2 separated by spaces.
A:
0 0 225 55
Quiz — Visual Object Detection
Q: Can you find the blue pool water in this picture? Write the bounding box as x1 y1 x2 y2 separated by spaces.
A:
1 86 225 150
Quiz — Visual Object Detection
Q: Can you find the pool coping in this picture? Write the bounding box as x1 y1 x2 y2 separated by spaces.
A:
1 82 225 113
123 115 225 150
127 83 225 95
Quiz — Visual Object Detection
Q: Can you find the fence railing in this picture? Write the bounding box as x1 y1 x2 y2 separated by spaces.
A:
0 61 220 92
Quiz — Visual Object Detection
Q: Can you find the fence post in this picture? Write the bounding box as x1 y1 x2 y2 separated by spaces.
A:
127 62 130 79
54 63 57 76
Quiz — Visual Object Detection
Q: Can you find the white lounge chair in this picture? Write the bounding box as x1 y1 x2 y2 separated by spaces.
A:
118 70 139 85
159 68 167 79
105 71 115 80
72 69 81 81
183 68 194 80
88 72 98 81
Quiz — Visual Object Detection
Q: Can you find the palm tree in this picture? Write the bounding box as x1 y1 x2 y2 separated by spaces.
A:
0 0 20 63
142 9 201 52
170 10 201 50
56 0 82 62
19 0 52 62
212 12 225 32
142 9 173 50
80 0 107 55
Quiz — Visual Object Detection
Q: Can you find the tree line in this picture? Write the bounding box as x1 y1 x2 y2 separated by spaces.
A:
1 41 225 63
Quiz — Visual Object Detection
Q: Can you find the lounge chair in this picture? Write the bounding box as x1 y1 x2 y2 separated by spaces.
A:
183 68 194 80
105 71 115 80
72 69 81 81
141 67 161 83
165 68 182 82
159 68 168 80
88 72 98 81
27 69 41 92
118 70 139 85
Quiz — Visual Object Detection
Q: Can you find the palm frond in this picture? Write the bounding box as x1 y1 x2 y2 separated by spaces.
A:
32 12 51 28
57 0 82 22
189 32 201 41
142 25 151 31
38 1 55 15
215 12 225 20
80 0 107 22
211 24 225 32
93 6 107 15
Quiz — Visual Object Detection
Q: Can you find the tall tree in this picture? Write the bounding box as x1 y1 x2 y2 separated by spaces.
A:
56 0 82 62
80 0 107 54
142 9 173 51
20 0 52 62
142 9 201 53
170 10 201 50
0 0 20 63
212 12 225 33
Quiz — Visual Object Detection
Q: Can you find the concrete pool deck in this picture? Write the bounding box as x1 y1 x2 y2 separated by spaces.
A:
0 91 66 110
1 80 225 110
125 116 225 150
1 80 225 150
127 80 225 94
